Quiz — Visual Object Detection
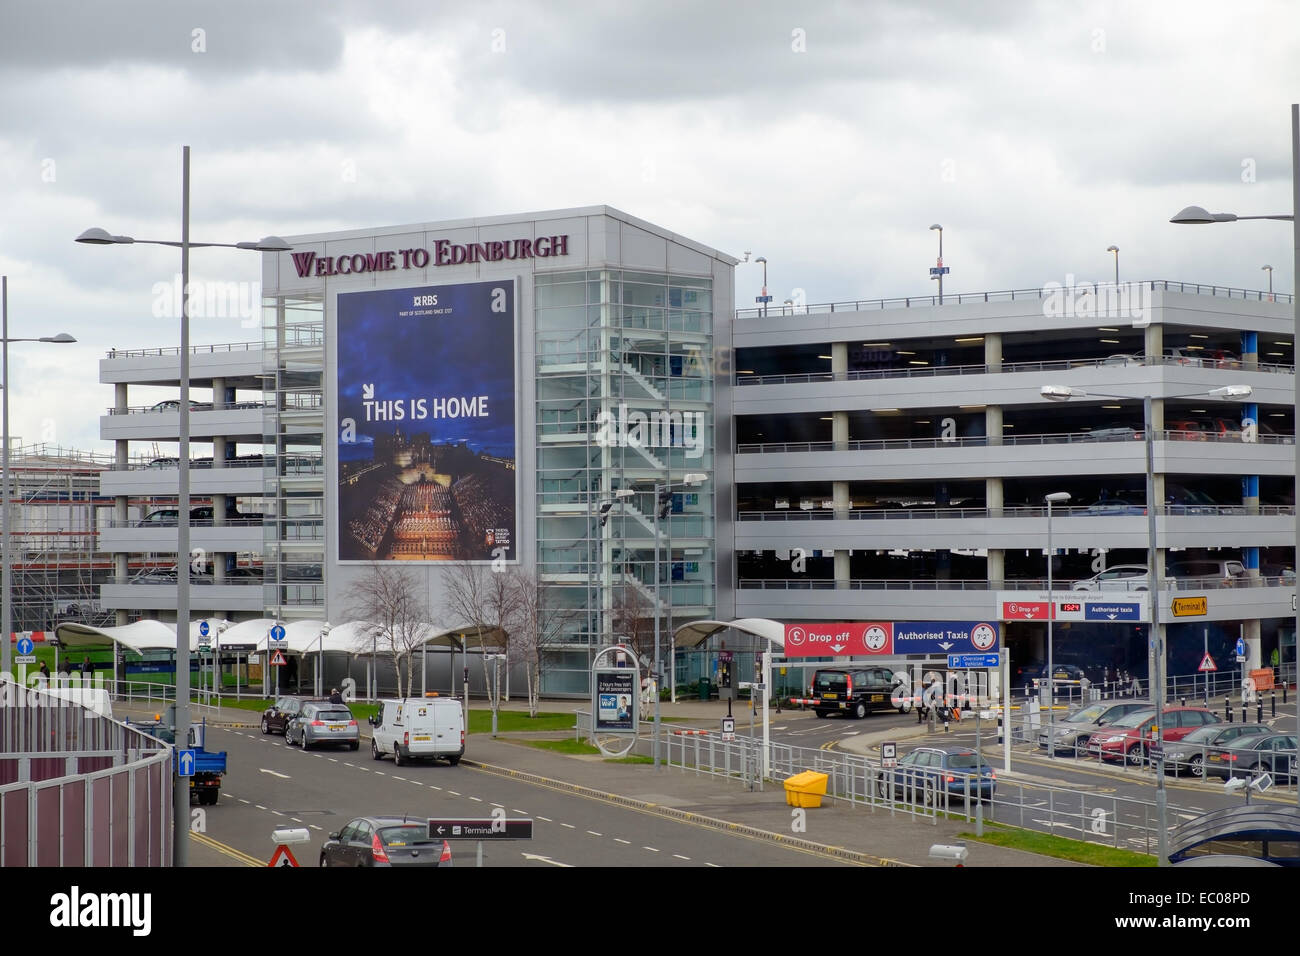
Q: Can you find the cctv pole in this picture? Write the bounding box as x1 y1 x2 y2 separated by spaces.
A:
1144 394 1170 864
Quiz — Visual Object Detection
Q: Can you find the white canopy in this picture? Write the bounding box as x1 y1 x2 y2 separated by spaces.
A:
672 618 787 649
55 619 234 654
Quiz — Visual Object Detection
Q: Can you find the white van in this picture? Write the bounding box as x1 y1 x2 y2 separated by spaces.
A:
369 697 465 766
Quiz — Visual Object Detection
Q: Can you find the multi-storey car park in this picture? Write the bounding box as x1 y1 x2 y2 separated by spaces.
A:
91 208 1299 699
732 280 1296 690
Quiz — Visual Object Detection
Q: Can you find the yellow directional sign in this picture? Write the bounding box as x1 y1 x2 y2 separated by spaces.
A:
1171 596 1207 617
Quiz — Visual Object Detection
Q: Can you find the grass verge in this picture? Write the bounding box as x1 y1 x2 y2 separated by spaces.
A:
960 825 1157 866
520 738 600 756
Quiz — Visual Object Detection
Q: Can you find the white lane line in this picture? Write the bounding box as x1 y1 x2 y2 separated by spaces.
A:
343 762 355 768
614 838 631 845
512 808 527 814
291 817 303 823
429 785 442 791
704 862 721 868
537 815 553 822
587 831 602 837
329 758 339 763
259 768 290 779
410 780 424 786
642 846 659 852
374 771 386 776
392 776 407 782
448 790 461 796
673 854 690 861
255 805 267 810
238 799 251 805
470 796 483 803
309 824 322 831
271 810 285 817
491 803 505 808
561 823 575 829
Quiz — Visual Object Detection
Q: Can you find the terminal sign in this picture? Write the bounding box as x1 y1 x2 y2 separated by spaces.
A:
1171 596 1207 617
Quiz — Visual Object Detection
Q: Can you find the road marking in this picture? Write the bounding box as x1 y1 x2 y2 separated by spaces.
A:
448 790 461 796
238 798 250 804
513 808 527 814
587 830 602 836
841 731 860 736
189 831 262 867
259 768 291 779
329 758 338 763
429 785 442 791
374 771 385 776
271 810 285 817
470 796 483 802
392 776 407 781
410 780 423 786
291 817 303 823
343 762 354 767
642 846 659 852
255 804 267 810
673 854 690 860
537 815 552 822
704 862 721 867
491 803 504 808
309 824 322 831
561 822 575 829
614 838 631 844
521 852 573 867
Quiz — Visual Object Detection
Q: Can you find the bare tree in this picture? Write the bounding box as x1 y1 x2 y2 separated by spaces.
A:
441 562 517 717
505 568 578 717
344 563 434 699
609 580 658 667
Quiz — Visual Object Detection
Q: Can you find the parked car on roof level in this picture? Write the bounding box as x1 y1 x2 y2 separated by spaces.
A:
1165 419 1210 440
1168 560 1245 585
1084 422 1143 441
1078 498 1146 516
1102 353 1144 367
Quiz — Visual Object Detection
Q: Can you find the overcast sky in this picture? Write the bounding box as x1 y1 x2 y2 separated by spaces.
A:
1 0 1297 452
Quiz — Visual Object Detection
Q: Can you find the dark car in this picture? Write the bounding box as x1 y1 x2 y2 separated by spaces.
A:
878 746 996 803
1018 663 1088 698
319 816 453 868
1078 498 1147 516
260 695 328 736
1204 734 1298 783
1163 723 1276 777
810 666 905 719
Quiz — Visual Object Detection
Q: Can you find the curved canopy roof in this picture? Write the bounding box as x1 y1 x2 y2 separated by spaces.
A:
672 618 786 649
1170 803 1300 862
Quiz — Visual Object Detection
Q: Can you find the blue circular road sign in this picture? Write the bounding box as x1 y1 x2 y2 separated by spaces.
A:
16 637 33 655
199 621 210 637
270 624 286 641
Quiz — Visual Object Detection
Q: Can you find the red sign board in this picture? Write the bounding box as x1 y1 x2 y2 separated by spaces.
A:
783 622 892 657
1001 601 1051 621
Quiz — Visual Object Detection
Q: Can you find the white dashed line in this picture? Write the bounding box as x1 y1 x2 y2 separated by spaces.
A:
343 762 354 768
255 805 267 810
587 831 602 837
491 803 505 808
673 854 690 861
704 862 721 868
429 786 442 791
309 825 322 831
614 838 631 845
291 817 303 823
410 780 423 786
392 776 407 781
537 816 553 822
238 799 250 805
328 758 338 763
470 796 483 803
271 810 285 817
642 846 659 852
561 823 575 829
374 771 385 776
448 791 461 796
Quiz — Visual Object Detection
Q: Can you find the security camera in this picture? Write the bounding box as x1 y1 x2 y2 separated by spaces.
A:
1223 777 1247 794
929 843 969 863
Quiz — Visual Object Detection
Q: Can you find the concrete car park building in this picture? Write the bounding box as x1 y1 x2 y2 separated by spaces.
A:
95 205 1297 695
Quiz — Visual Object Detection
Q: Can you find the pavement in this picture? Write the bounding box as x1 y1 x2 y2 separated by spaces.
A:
150 695 1087 868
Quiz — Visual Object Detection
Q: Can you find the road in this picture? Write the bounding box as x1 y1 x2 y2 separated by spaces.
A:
198 726 851 868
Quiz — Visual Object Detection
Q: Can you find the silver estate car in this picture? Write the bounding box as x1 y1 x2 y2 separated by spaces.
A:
286 701 360 751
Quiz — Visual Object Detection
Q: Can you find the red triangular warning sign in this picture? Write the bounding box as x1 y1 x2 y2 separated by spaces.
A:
1197 652 1218 673
268 844 299 867
270 650 287 666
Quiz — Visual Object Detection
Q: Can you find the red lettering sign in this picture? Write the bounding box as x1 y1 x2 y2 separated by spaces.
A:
783 622 893 657
1001 601 1051 620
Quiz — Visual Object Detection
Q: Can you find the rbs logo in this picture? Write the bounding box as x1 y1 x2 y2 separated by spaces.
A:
413 294 438 306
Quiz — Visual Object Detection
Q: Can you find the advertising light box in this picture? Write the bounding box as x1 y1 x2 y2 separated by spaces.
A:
336 280 517 563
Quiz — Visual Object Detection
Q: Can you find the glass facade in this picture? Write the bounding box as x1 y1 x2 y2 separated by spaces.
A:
535 269 717 692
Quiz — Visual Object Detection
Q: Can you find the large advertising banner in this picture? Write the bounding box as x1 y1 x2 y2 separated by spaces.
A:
336 281 517 563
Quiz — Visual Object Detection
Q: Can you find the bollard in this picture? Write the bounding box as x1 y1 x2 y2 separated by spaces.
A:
1285 682 1289 705
1225 696 1232 723
1257 700 1264 724
997 711 1004 746
1271 690 1276 719
1241 702 1247 724
1180 697 1186 707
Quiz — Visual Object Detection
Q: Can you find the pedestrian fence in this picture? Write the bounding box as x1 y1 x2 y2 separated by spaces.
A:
665 731 1196 854
0 679 172 866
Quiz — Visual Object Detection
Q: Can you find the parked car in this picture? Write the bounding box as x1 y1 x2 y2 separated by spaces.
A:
1203 733 1297 783
1165 419 1210 440
1037 700 1153 753
286 701 360 751
369 697 466 766
261 696 328 736
1072 565 1150 591
809 666 906 719
1088 706 1222 765
1078 498 1147 516
319 816 453 867
150 399 213 413
1102 353 1144 367
1018 663 1088 697
877 746 996 803
1085 422 1143 441
1163 723 1276 777
1164 485 1240 516
1167 560 1246 586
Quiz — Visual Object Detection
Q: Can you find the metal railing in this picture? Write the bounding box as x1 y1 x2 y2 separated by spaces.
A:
736 429 1295 455
736 574 1296 591
735 504 1292 521
106 341 261 358
734 279 1293 319
105 400 271 416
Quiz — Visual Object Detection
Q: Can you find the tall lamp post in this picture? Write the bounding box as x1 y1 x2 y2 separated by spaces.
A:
596 488 633 644
1044 491 1072 758
1169 102 1299 808
1107 245 1120 286
754 256 770 317
1041 383 1252 863
929 224 945 304
0 276 77 680
76 146 290 867
652 472 707 769
1262 264 1274 297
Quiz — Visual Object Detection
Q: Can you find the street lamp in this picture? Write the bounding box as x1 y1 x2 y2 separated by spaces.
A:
929 224 945 304
316 622 332 698
1170 103 1299 809
754 256 770 317
596 489 633 645
1041 382 1252 863
0 276 77 681
1044 491 1071 758
1107 245 1120 286
76 146 290 867
1263 265 1274 297
652 472 707 769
